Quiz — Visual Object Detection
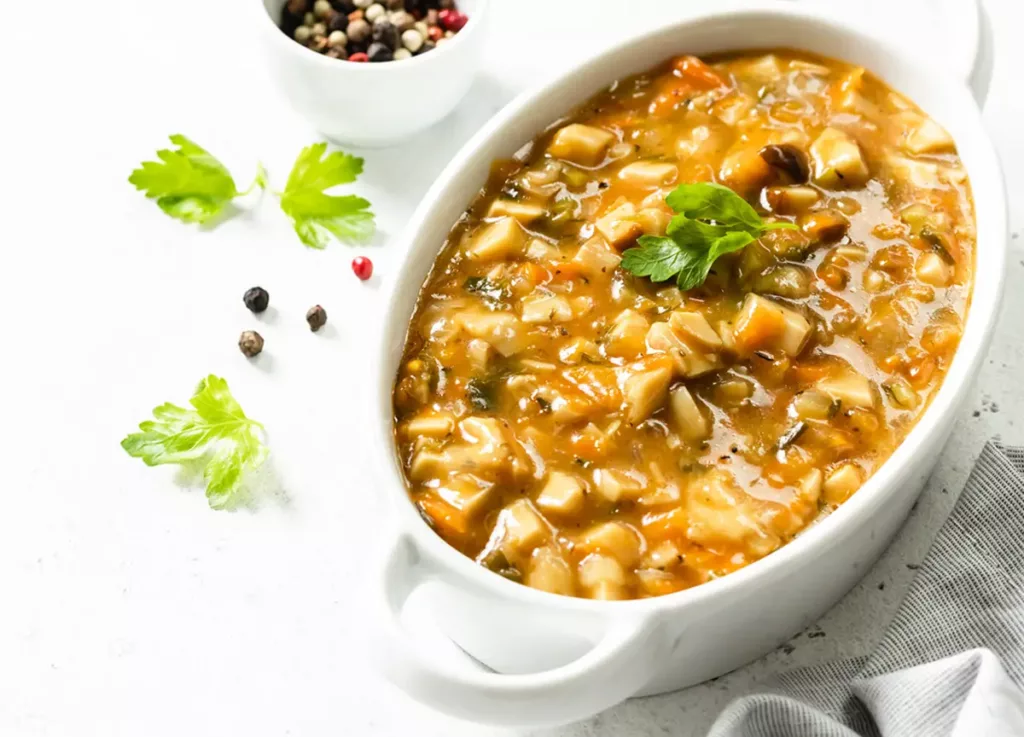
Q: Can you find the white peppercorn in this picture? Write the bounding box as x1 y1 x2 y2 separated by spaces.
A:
311 22 327 36
389 10 414 32
393 48 412 60
401 29 423 52
313 0 332 18
365 3 385 22
294 25 312 43
413 20 428 37
304 11 316 25
328 29 347 47
353 0 371 8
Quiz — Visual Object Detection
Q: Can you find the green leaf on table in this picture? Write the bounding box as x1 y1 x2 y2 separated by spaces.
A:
121 375 268 509
128 135 265 225
280 142 376 249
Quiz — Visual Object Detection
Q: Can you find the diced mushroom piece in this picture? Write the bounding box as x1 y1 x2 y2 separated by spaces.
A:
897 113 955 155
719 145 773 195
408 449 448 482
593 468 642 504
810 127 870 188
623 362 672 424
486 199 547 224
578 521 643 567
676 114 731 158
535 471 586 517
578 553 627 600
525 237 560 262
669 385 709 442
572 235 621 278
525 546 574 596
686 469 781 559
520 293 573 324
498 499 550 558
604 309 650 358
799 209 849 243
559 337 601 365
435 473 495 519
467 338 493 372
466 217 527 262
668 311 723 349
456 309 531 357
915 252 954 287
646 323 721 378
817 375 875 409
764 185 820 214
797 469 823 506
793 389 836 420
595 202 643 249
823 463 862 505
634 206 672 236
618 161 679 188
547 123 616 167
643 540 683 570
732 294 811 357
759 144 810 183
453 416 533 479
712 93 756 126
404 412 455 439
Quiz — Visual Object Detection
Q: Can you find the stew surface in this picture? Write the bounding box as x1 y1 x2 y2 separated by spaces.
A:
392 50 975 600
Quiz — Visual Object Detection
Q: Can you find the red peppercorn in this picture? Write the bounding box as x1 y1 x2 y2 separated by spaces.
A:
426 25 442 42
352 256 373 280
348 52 369 62
438 9 468 32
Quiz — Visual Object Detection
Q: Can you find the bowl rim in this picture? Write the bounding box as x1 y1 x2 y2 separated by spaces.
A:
376 0 1007 615
256 0 489 71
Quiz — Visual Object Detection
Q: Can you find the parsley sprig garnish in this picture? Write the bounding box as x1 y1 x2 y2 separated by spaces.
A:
121 375 268 509
129 136 375 248
621 182 796 290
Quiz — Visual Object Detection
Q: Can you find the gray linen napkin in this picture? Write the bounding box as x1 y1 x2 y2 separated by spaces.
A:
709 442 1024 737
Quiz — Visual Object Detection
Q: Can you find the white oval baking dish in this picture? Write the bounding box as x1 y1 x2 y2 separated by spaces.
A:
370 0 1006 727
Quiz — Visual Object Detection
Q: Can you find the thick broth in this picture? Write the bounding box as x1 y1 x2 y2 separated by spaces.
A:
392 50 974 600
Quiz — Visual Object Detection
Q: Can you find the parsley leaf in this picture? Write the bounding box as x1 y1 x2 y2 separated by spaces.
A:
129 135 266 224
121 375 268 509
280 143 375 249
621 182 797 290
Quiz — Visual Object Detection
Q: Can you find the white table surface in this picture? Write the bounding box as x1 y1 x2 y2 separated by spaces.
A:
2 0 1022 735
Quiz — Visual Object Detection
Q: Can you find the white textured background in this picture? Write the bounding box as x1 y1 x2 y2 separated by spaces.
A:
0 0 1020 735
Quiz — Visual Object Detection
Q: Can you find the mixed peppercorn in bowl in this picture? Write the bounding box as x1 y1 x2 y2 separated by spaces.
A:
278 0 470 63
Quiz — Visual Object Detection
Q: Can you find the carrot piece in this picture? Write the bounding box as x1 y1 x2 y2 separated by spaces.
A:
671 55 728 90
790 362 831 384
733 297 786 353
418 495 469 540
641 507 688 544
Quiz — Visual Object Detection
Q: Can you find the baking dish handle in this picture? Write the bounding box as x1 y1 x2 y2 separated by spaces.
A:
374 533 662 727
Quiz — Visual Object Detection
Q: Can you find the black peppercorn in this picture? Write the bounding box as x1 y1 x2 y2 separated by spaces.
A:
330 0 356 11
416 39 435 55
329 11 349 32
371 19 400 49
239 330 265 358
367 41 394 61
306 305 328 332
243 286 270 313
385 0 404 9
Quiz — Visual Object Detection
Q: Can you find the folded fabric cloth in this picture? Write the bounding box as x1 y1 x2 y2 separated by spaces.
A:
709 442 1024 737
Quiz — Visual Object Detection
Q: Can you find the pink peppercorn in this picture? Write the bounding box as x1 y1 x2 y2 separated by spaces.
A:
438 9 467 32
348 52 369 62
352 256 373 281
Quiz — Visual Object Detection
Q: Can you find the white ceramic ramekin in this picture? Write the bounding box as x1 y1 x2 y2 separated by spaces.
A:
257 0 488 147
371 0 1006 727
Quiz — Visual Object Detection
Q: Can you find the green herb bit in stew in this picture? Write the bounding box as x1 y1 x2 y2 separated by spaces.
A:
621 182 797 290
